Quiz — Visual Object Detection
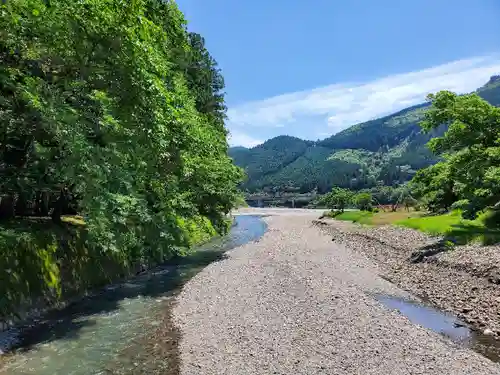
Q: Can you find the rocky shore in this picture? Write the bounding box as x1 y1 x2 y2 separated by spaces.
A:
173 210 500 374
314 218 500 338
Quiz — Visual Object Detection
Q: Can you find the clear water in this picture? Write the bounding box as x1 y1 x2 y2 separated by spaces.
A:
375 294 500 362
0 215 267 375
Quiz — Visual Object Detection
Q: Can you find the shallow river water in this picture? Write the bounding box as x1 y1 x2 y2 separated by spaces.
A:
375 294 500 363
0 215 267 375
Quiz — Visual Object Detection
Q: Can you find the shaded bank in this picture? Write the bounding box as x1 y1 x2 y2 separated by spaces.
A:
0 215 267 375
0 215 216 332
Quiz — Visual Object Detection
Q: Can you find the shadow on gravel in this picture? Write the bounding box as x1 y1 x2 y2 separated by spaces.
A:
410 241 453 263
445 224 500 246
410 224 500 263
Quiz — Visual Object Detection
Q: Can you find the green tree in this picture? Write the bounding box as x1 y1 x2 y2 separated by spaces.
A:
353 192 373 211
419 91 500 219
0 0 243 319
321 187 353 212
410 162 457 213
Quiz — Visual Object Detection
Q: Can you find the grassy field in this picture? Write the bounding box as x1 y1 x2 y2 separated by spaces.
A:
397 210 470 234
397 210 500 245
328 209 500 245
332 210 374 224
332 209 421 225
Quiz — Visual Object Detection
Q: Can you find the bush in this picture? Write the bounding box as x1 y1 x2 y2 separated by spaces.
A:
450 199 470 211
353 192 373 211
484 210 500 229
319 187 353 212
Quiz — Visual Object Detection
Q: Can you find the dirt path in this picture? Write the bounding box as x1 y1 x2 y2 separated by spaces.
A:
173 209 500 374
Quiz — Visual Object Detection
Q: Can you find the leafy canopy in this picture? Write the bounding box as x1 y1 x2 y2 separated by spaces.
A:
320 187 353 212
418 91 500 219
353 192 373 211
0 0 243 319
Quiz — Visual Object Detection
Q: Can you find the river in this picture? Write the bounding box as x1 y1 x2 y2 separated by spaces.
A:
0 215 267 375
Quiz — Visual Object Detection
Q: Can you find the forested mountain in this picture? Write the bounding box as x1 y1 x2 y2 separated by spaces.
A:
232 135 313 181
230 78 500 193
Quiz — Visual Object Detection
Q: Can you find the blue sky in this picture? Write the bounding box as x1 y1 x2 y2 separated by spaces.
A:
176 0 500 147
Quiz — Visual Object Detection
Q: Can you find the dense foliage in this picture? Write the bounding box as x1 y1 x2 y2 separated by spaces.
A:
231 136 313 185
411 90 500 221
410 162 457 213
0 0 242 319
315 186 375 213
230 79 500 195
352 192 373 211
317 187 353 212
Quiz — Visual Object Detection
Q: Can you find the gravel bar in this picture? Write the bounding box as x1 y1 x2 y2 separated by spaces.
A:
173 209 500 374
316 217 500 338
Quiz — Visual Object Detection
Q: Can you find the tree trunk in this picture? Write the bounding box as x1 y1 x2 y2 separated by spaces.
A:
35 191 50 216
15 192 29 217
0 195 16 220
51 190 67 225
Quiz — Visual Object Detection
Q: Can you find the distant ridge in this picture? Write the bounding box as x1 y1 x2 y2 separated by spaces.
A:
229 76 500 193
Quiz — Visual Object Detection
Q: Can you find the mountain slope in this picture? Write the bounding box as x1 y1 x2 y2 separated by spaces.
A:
318 102 430 151
249 146 364 192
229 135 313 183
230 77 500 193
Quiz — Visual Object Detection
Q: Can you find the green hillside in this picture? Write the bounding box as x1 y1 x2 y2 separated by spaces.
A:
318 102 430 151
229 77 500 193
232 135 313 182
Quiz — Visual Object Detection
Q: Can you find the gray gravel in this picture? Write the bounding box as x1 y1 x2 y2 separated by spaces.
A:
317 217 500 338
173 209 500 374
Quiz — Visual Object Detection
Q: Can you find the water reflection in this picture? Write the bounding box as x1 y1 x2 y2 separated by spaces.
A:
375 294 500 363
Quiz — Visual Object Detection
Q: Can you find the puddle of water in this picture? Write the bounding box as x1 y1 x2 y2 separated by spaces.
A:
0 215 267 375
375 294 500 363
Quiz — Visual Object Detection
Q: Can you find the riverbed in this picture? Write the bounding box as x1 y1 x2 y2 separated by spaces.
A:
174 209 500 374
0 215 266 375
3 208 500 374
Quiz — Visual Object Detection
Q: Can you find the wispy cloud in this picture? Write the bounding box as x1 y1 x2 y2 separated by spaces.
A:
226 55 500 147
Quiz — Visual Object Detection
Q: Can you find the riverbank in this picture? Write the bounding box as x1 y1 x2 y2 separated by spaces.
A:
314 217 500 339
0 215 228 354
0 215 267 374
173 209 500 374
5 208 500 373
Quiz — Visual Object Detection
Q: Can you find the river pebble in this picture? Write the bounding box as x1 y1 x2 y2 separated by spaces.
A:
173 210 500 374
316 217 500 339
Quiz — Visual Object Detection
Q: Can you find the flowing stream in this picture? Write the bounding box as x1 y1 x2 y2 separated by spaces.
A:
0 215 267 375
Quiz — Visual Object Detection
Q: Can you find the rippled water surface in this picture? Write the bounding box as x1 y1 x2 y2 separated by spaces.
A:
1 215 267 375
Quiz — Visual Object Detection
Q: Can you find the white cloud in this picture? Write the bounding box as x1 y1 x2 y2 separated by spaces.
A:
227 130 263 148
226 55 500 146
